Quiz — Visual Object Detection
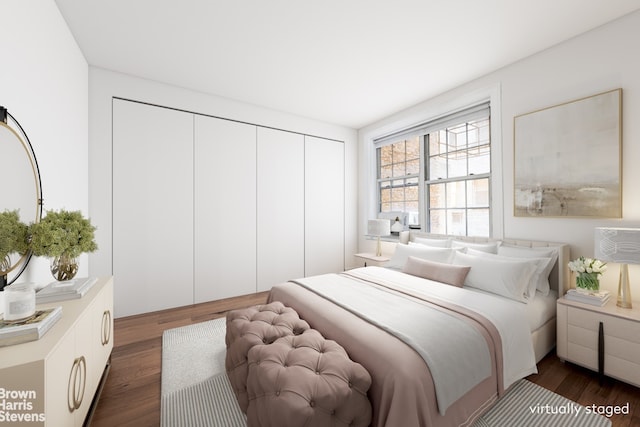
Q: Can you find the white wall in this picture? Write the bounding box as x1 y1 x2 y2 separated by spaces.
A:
1 0 89 285
359 10 640 295
88 67 359 279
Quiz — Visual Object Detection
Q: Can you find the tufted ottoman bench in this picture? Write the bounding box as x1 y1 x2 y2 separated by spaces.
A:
225 301 310 411
245 328 372 427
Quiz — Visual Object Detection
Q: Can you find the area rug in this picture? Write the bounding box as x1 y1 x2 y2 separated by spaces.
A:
161 317 610 427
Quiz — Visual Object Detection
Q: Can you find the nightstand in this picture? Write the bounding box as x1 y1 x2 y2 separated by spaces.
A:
354 253 390 267
557 296 640 388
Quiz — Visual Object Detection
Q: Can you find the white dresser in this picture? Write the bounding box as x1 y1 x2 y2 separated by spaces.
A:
557 296 640 387
0 277 113 426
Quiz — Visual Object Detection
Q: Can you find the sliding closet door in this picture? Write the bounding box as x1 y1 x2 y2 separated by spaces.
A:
305 136 345 276
194 116 257 302
112 99 194 317
256 127 304 291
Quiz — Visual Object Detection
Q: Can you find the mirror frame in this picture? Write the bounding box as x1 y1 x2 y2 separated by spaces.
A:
0 107 43 289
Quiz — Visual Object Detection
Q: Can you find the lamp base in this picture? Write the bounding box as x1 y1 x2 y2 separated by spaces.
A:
617 264 633 309
375 236 382 257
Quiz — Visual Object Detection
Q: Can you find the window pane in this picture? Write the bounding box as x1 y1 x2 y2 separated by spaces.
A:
406 159 419 175
406 137 420 160
391 202 404 211
381 202 392 212
380 145 393 166
406 185 419 202
380 187 391 204
446 181 466 208
448 124 467 151
391 185 405 202
468 209 489 237
380 164 392 179
447 209 466 236
429 155 446 180
448 154 467 178
467 178 489 207
468 144 490 175
428 131 446 156
392 162 406 177
429 210 446 234
406 201 419 212
476 119 490 145
429 183 446 208
392 141 406 163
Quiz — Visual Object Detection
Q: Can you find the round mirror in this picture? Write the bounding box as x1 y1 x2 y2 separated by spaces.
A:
0 108 43 288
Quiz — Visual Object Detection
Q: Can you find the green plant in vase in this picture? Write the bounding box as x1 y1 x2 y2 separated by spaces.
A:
0 210 29 273
29 209 98 281
568 256 607 292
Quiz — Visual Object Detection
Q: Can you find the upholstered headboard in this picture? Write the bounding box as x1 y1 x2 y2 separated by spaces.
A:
408 232 571 296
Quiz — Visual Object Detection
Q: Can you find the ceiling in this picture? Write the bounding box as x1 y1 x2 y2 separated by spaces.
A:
55 0 640 129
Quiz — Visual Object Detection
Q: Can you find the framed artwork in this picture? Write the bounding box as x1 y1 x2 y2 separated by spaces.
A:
514 89 622 218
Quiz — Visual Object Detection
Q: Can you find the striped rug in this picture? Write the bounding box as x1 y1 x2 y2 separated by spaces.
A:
161 317 610 427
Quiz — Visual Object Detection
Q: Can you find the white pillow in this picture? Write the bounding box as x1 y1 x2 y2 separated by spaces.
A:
387 243 455 269
451 240 499 254
412 237 451 248
452 251 538 303
466 248 551 302
497 246 558 296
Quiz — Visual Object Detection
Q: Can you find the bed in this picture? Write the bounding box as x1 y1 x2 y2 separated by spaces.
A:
267 235 570 427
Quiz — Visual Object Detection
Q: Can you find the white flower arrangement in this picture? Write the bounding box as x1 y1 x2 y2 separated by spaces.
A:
568 256 607 291
568 256 607 275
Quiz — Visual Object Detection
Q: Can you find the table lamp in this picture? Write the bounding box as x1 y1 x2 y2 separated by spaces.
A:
368 219 390 257
594 227 640 309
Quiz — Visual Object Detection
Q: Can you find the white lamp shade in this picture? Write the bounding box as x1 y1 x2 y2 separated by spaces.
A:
594 227 640 264
368 219 390 237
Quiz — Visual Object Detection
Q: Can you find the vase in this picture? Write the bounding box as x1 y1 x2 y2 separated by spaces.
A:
50 254 79 281
576 272 600 291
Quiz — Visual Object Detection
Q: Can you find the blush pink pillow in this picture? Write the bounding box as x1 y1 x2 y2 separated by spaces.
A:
402 256 471 287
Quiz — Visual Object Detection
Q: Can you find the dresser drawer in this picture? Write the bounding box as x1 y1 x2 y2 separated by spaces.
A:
568 306 640 345
606 354 640 387
567 341 597 370
565 305 640 386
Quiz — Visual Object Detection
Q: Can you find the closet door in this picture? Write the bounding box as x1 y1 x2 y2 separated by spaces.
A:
305 136 345 276
112 100 194 317
194 116 257 302
256 127 304 291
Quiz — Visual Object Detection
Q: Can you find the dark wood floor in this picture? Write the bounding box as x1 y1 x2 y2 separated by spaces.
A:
89 292 640 427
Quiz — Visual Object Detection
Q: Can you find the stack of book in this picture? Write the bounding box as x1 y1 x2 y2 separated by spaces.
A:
0 306 62 347
565 288 611 306
36 277 98 304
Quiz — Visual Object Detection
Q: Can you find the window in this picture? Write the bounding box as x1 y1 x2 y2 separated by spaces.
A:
426 117 491 236
377 137 420 227
375 102 491 236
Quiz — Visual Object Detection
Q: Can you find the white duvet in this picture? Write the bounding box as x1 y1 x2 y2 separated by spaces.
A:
350 266 538 390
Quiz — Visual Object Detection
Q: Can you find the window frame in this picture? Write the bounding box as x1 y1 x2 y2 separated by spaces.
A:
369 87 503 239
424 115 492 237
376 137 421 227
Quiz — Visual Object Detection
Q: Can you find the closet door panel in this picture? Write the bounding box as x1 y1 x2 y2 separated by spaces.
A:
257 128 304 291
112 100 194 317
194 116 257 302
305 136 345 276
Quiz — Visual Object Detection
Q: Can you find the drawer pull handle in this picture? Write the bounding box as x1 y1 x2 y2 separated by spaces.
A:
67 356 86 412
598 321 604 385
102 310 112 345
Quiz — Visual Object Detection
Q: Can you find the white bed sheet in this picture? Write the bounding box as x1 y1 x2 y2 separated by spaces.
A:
465 287 557 332
388 264 557 332
526 290 558 332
